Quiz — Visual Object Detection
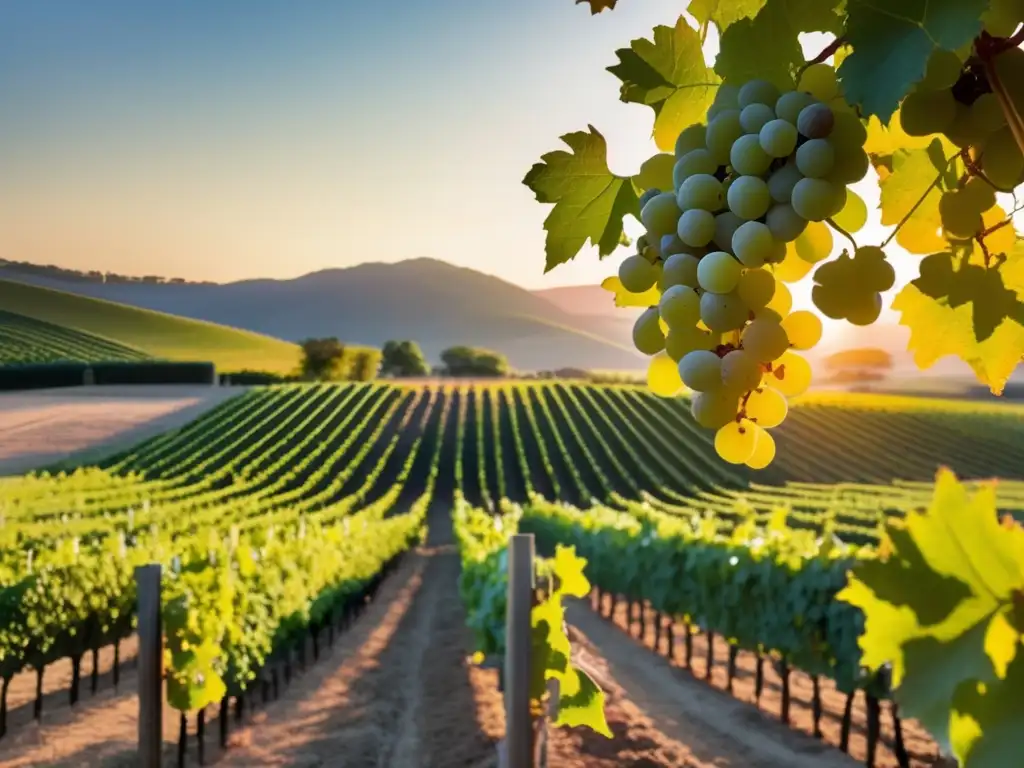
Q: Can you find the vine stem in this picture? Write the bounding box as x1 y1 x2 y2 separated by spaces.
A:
825 218 858 251
797 36 848 79
880 154 959 248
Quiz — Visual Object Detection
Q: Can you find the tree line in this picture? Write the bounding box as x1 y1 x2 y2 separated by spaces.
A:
297 338 510 381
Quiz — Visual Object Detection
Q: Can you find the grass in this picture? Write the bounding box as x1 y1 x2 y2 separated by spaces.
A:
0 279 301 374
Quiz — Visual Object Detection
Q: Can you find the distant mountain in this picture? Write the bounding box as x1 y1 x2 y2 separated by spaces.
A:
533 285 643 319
1 258 643 372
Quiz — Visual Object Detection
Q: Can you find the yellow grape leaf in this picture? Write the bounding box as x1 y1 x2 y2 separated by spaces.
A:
634 153 675 192
575 0 618 12
864 113 952 156
607 17 719 151
556 666 613 737
552 544 591 598
879 139 955 255
601 275 661 307
893 250 1024 394
981 206 1017 257
687 0 768 30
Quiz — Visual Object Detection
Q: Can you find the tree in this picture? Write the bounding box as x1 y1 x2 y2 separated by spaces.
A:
825 348 893 372
380 340 430 377
440 345 509 377
298 337 346 381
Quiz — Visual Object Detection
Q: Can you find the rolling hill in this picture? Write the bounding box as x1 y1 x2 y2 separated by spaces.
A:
0 259 643 371
0 280 301 374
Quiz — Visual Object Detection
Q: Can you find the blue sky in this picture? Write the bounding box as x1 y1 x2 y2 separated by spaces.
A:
0 0 691 288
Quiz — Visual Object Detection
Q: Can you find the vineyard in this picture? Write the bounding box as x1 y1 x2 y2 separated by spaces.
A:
0 310 149 365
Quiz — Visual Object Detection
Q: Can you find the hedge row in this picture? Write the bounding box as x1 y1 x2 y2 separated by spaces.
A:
0 361 217 391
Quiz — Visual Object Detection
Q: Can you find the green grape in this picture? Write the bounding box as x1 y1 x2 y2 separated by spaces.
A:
921 49 963 90
678 349 723 391
632 307 666 355
727 175 771 220
759 119 798 158
641 192 683 237
770 350 811 396
811 283 847 320
677 208 717 247
967 93 1007 138
745 385 788 428
796 103 834 139
730 134 772 175
660 233 688 257
918 252 955 296
768 162 803 203
647 351 683 396
826 147 870 184
713 211 744 252
737 267 776 309
618 254 658 293
898 89 957 136
732 221 776 267
691 390 741 429
846 292 882 325
745 427 776 469
677 174 726 212
706 110 745 165
798 63 839 102
720 349 763 393
832 189 868 232
715 419 759 464
740 103 776 134
981 126 1024 190
738 79 781 109
742 317 789 362
700 290 749 331
939 190 982 240
829 111 868 151
714 84 741 110
666 324 715 360
765 203 808 242
675 123 707 159
697 250 743 293
774 90 816 124
661 253 700 289
861 257 895 292
795 138 835 178
962 176 996 213
780 310 822 350
791 177 843 221
943 103 982 148
659 284 702 329
673 149 719 190
638 189 661 210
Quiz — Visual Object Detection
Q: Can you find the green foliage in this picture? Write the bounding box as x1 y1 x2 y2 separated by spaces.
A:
380 340 431 377
825 348 894 371
440 345 510 377
299 338 381 382
0 309 149 366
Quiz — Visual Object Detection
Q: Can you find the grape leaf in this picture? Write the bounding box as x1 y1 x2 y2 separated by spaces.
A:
553 545 590 599
687 0 768 30
524 127 639 271
607 17 719 151
634 153 675 192
715 0 843 90
892 250 1024 394
601 275 661 307
556 666 613 737
951 652 1024 767
878 139 955 255
838 0 988 123
575 0 618 13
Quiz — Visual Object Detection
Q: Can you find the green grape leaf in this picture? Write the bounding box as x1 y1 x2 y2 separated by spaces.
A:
982 0 1024 37
524 127 639 271
838 0 988 122
715 0 843 90
575 0 618 13
879 139 955 255
951 652 1024 767
606 17 719 151
555 665 613 737
633 153 675 192
687 0 768 30
892 250 1024 395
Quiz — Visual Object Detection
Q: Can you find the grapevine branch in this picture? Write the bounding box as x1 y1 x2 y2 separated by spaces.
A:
880 154 959 249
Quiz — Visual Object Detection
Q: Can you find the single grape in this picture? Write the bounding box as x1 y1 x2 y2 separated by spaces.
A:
772 245 814 282
730 134 773 175
740 103 776 134
742 317 790 362
633 307 666 355
705 110 744 166
791 177 842 221
677 208 717 247
666 324 715 360
715 419 759 464
764 279 792 317
961 176 997 214
780 310 822 350
798 63 839 102
727 175 772 220
918 252 955 296
770 351 811 396
660 253 701 289
738 79 781 109
659 284 702 329
638 189 661 211
737 267 776 309
678 174 726 212
713 211 744 252
678 349 723 391
981 126 1024 190
765 203 808 242
660 233 689 257
796 103 834 139
745 385 788 428
714 84 741 111
745 427 776 469
641 192 683 237
767 162 803 203
698 250 743 293
618 254 658 293
795 138 835 178
721 349 763 393
700 290 749 331
832 189 868 232
898 89 957 136
732 220 776 268
829 111 868 152
939 190 982 240
673 149 719 190
846 292 882 325
921 48 963 90
826 148 870 185
811 283 848 320
759 119 798 158
691 390 741 429
674 123 707 159
647 351 683 397
774 90 816 125
967 93 1006 137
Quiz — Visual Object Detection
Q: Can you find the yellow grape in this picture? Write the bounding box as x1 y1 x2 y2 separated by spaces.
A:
745 386 788 428
770 351 812 396
647 351 683 396
737 268 776 308
745 427 775 469
773 246 814 283
832 189 868 233
798 64 839 102
764 280 792 317
780 310 823 350
715 419 759 464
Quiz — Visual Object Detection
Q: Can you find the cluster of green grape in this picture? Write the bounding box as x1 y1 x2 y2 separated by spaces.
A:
620 65 872 468
811 246 895 325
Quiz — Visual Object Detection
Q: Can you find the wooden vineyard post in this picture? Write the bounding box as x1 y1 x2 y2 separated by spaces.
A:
136 564 163 768
504 534 535 768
